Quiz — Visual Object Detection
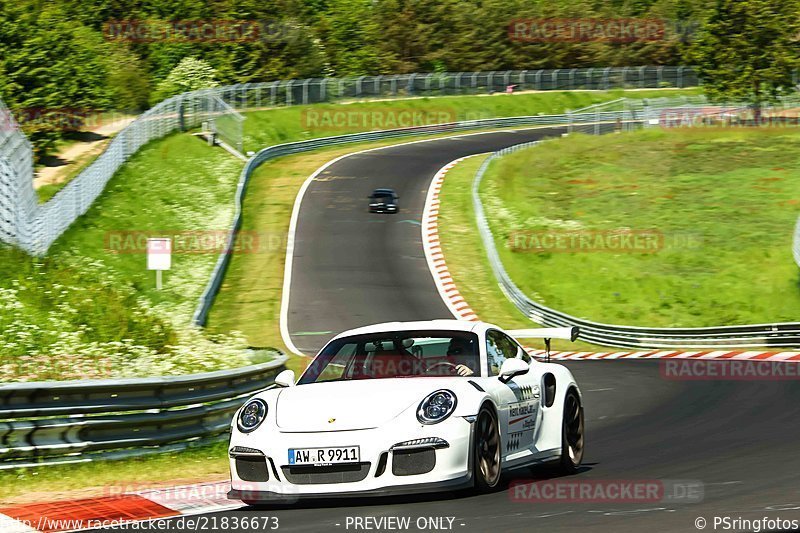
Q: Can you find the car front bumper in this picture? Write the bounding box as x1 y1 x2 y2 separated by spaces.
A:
228 416 474 500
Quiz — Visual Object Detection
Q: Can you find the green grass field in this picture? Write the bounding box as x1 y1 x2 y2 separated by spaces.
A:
436 155 615 353
1 134 256 382
241 89 699 151
479 127 800 328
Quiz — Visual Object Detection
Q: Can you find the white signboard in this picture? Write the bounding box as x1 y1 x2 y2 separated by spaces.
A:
147 238 172 271
147 238 171 290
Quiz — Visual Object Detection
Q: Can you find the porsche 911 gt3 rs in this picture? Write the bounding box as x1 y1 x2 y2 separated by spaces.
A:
228 320 584 503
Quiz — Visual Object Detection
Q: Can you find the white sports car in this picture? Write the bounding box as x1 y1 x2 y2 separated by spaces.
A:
227 320 584 503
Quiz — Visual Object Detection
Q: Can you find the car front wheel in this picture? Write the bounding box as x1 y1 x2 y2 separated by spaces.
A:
473 407 501 492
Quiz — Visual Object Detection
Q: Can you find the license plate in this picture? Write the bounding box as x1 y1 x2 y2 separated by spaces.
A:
288 446 360 466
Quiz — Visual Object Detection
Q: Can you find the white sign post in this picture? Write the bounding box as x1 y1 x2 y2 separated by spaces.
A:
146 238 172 290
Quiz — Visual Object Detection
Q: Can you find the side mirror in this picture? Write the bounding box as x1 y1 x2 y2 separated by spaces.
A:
498 358 529 383
275 369 296 387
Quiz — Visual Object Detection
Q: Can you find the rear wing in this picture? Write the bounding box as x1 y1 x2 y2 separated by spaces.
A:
508 327 579 342
508 326 580 363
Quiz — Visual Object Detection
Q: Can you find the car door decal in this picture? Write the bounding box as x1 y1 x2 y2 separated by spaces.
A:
506 381 538 402
504 381 541 453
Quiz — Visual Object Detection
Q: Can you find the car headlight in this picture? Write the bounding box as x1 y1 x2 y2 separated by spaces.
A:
237 399 268 433
417 390 457 424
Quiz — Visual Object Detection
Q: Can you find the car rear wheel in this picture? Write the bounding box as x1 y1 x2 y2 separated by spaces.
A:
473 407 501 492
559 389 584 473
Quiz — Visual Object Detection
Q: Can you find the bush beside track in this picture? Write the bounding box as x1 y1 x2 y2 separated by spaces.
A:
478 127 800 328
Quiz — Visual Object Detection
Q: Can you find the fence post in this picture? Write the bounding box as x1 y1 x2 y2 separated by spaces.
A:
177 94 185 131
356 76 366 97
270 81 279 106
286 80 294 106
408 73 417 95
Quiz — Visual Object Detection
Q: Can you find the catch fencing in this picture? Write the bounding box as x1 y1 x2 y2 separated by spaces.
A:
0 355 287 469
0 66 698 256
0 90 242 255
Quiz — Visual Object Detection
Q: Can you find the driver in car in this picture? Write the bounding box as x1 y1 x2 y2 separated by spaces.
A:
445 337 476 376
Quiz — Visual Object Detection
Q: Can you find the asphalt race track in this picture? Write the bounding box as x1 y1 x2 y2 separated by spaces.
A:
285 126 570 354
129 128 800 532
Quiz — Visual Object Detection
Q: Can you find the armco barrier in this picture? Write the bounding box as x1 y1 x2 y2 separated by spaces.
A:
0 354 287 469
472 143 800 350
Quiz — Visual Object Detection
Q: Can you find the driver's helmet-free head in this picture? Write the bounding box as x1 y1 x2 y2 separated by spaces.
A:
447 337 472 356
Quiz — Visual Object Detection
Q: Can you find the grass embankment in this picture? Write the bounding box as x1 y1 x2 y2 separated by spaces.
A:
436 155 610 353
478 127 800 327
1 134 255 382
0 442 230 505
241 88 700 151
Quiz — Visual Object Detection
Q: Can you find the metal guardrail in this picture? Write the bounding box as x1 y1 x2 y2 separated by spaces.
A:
192 110 648 326
0 355 287 469
472 142 800 350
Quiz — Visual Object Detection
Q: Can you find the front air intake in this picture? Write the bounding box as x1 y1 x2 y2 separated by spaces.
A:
236 456 270 482
392 448 436 476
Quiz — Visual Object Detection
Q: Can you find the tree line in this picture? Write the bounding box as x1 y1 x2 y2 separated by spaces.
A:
0 0 798 156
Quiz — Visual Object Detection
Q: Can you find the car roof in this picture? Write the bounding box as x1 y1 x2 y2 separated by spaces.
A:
371 188 396 194
332 319 493 340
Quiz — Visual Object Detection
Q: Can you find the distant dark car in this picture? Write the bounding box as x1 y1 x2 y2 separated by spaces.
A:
368 188 399 213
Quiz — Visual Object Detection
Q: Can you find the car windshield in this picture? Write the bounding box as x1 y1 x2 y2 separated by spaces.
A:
298 330 481 384
372 193 393 202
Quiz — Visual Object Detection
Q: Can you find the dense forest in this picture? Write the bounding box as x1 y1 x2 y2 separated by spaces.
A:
4 0 800 156
0 0 710 112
